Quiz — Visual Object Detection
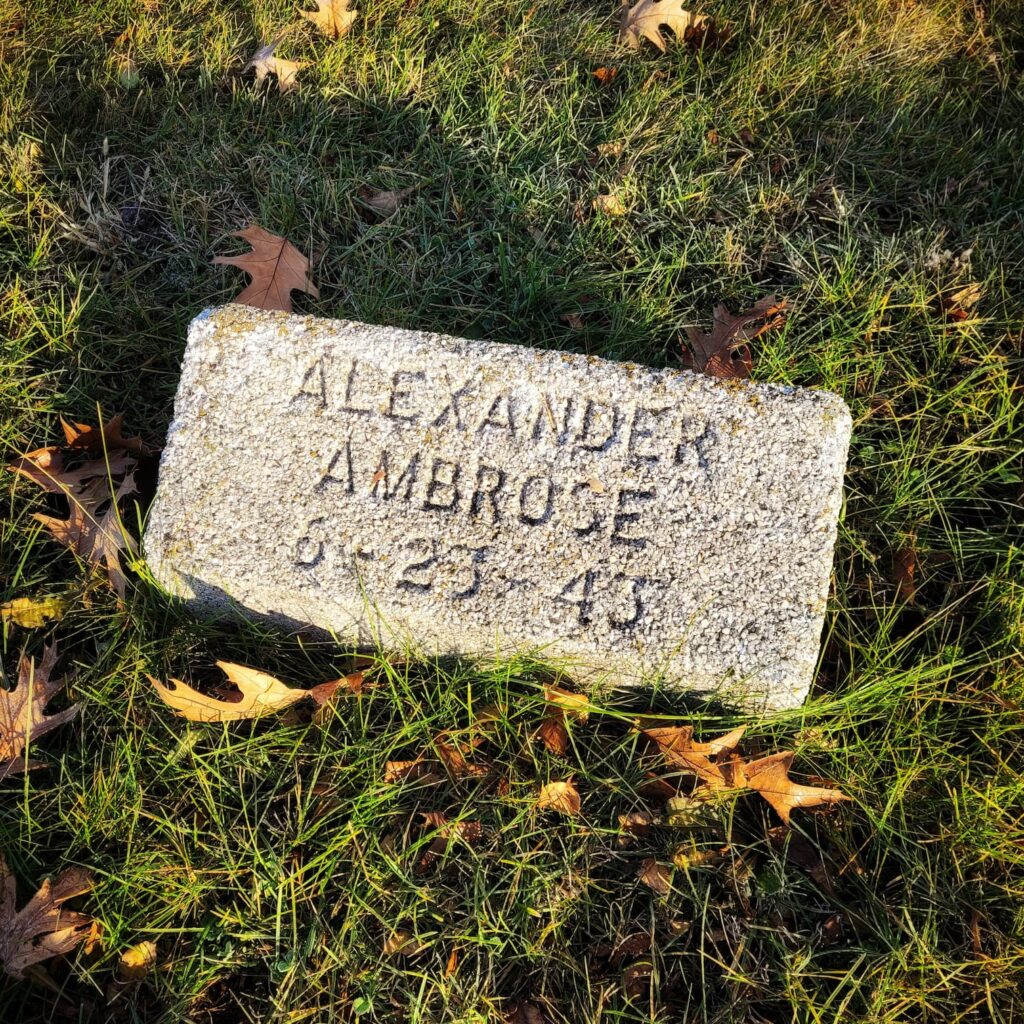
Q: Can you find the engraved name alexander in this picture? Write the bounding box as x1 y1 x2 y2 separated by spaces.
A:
289 352 718 635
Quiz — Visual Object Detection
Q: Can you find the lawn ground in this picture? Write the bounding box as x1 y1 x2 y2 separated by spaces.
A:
2 0 1024 1021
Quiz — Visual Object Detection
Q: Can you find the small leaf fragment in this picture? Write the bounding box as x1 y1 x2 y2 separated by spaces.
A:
537 780 581 816
116 939 157 983
383 930 429 956
245 37 305 93
361 186 414 217
1 595 69 629
637 857 672 895
593 193 626 217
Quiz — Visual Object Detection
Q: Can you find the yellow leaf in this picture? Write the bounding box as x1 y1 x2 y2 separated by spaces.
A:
299 0 358 40
147 662 307 722
542 685 590 721
245 38 306 94
744 752 851 825
537 779 581 816
383 930 429 956
0 595 69 629
117 939 157 982
593 193 626 217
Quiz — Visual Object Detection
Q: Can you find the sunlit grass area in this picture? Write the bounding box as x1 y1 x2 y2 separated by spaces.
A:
2 0 1023 1020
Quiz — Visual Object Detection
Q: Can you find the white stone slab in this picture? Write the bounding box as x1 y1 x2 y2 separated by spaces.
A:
145 305 851 710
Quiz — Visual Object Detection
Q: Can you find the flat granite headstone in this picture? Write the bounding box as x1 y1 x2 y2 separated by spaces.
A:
145 305 851 710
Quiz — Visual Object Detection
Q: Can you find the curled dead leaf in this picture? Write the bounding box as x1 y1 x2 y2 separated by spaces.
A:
116 939 157 983
537 779 581 816
683 295 788 380
935 281 982 321
637 857 672 895
435 733 488 778
536 684 590 755
744 751 851 825
618 0 729 52
147 662 308 722
593 193 626 217
0 857 95 977
9 420 142 597
1 643 80 780
892 542 917 602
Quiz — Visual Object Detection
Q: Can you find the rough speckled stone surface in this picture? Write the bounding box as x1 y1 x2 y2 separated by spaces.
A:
145 305 851 710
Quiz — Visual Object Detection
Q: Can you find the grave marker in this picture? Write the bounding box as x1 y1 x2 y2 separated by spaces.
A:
145 305 851 710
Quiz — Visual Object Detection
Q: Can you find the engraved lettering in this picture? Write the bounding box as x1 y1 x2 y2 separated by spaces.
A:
423 458 461 511
385 370 425 422
519 474 556 526
448 544 486 600
477 390 516 438
369 450 420 501
609 575 647 630
676 417 715 476
397 538 437 591
611 488 654 549
555 569 596 626
469 465 505 523
532 395 575 445
629 405 670 463
576 399 621 452
430 378 474 430
293 356 327 409
316 443 354 494
569 481 603 536
294 517 326 568
341 359 373 415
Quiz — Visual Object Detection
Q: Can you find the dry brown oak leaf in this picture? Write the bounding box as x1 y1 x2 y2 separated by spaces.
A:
618 0 727 52
300 0 358 40
536 684 590 756
245 37 305 93
537 779 581 816
0 857 94 978
214 225 319 313
743 752 852 825
684 295 788 380
639 722 746 789
0 644 79 781
148 661 347 722
8 416 143 597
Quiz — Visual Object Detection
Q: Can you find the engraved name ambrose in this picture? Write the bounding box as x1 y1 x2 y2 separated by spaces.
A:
291 353 716 634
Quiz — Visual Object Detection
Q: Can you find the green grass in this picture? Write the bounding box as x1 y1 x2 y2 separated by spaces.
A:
2 0 1024 1020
